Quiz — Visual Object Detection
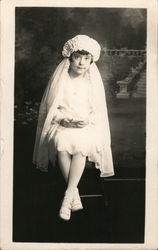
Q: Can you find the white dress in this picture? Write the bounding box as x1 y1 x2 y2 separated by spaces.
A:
48 74 102 165
33 59 114 177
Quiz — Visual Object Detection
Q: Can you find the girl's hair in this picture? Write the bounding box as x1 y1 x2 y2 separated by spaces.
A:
69 50 93 64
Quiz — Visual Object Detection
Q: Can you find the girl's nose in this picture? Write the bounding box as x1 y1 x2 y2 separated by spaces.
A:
79 57 85 65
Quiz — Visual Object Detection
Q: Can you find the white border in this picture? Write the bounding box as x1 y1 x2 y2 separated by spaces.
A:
0 0 158 249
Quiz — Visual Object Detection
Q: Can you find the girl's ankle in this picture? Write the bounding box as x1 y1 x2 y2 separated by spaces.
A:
65 187 77 196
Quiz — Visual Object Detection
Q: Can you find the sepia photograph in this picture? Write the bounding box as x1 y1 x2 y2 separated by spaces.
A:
0 0 158 249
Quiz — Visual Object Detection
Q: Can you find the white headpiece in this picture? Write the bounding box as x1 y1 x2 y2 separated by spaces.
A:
62 35 101 62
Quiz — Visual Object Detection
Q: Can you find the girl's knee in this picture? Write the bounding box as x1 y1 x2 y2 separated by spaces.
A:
58 151 71 157
73 153 86 160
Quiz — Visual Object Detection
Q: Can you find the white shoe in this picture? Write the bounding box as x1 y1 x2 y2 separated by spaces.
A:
71 188 83 212
59 192 73 221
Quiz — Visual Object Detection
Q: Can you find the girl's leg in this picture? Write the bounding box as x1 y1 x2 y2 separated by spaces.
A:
66 153 86 193
58 151 71 182
58 152 86 220
58 152 86 191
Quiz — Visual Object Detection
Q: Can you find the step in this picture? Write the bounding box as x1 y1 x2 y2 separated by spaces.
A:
138 79 146 82
137 92 146 95
137 87 146 90
136 85 146 89
137 87 146 91
136 93 146 96
139 81 146 84
137 89 146 92
137 82 146 85
137 90 146 94
132 93 146 98
137 91 146 95
139 75 146 79
137 86 146 89
139 75 146 78
140 79 146 82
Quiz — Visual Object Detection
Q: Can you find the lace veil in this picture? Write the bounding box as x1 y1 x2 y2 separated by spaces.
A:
33 58 114 177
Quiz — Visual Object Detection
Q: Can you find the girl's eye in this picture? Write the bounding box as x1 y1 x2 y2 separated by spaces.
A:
84 55 91 60
73 54 80 59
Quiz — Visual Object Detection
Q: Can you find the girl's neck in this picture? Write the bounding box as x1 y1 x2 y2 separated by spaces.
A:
68 68 85 80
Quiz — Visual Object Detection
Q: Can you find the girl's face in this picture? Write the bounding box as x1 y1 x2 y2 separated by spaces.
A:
69 52 92 76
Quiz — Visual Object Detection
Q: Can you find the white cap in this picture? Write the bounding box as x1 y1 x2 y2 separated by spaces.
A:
62 35 101 62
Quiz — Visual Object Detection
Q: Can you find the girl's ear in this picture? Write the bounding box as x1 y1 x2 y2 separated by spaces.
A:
90 55 93 64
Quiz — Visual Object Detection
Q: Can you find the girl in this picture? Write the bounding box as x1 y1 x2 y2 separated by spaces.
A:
33 35 114 221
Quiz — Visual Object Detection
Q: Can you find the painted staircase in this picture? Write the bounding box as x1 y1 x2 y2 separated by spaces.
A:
132 70 146 98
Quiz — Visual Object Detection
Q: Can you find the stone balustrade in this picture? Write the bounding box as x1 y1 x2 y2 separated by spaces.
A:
103 49 146 57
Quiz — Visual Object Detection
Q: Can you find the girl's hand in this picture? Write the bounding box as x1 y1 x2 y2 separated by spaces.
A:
60 118 72 128
73 120 89 128
60 118 89 128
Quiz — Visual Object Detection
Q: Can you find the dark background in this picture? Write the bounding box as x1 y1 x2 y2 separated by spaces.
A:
14 7 146 243
15 7 146 106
